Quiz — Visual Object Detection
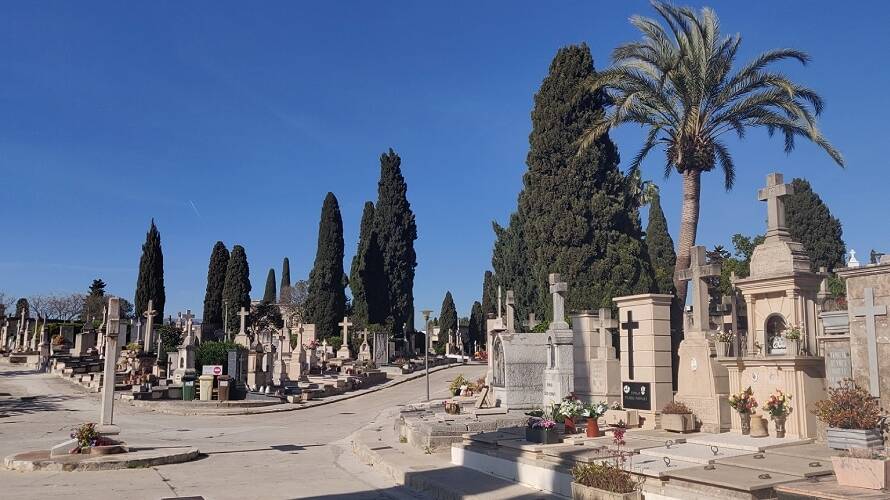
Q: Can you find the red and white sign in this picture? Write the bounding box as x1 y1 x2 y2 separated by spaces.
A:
202 365 223 376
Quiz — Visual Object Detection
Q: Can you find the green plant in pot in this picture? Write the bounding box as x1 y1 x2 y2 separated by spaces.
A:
662 401 696 433
783 325 802 356
582 401 609 437
557 395 584 434
448 374 468 396
814 378 885 451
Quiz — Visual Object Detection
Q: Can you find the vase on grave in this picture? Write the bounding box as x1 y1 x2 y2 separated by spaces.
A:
749 414 769 437
525 427 562 444
785 339 800 357
716 341 731 358
739 413 751 435
773 415 787 438
564 417 576 434
586 418 601 438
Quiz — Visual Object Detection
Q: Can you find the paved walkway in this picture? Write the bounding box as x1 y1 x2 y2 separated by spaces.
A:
0 362 485 499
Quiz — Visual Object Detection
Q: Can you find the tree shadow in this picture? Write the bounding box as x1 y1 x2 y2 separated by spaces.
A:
0 393 76 418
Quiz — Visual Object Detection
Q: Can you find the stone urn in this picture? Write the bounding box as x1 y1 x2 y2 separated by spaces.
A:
749 414 769 437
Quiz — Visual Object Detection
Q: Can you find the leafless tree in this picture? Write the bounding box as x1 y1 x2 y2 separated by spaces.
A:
47 293 86 321
0 292 15 317
278 280 309 325
28 294 50 319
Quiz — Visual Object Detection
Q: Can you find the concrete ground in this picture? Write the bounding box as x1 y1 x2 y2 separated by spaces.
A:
0 362 485 500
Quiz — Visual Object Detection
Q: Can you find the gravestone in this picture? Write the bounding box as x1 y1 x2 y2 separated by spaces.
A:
233 307 251 348
675 245 732 433
613 293 674 428
337 316 353 359
373 331 389 366
357 330 372 362
74 326 97 357
542 274 575 408
172 310 197 384
142 301 157 354
523 313 540 332
572 308 620 405
99 297 121 433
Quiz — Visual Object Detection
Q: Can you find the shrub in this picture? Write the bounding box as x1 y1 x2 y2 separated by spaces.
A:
327 335 343 352
449 374 468 393
814 379 884 429
662 401 692 414
196 341 243 372
571 462 639 494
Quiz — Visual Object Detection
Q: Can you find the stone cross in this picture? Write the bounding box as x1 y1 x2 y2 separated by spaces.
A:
135 318 142 344
523 313 540 331
853 287 888 397
338 316 353 341
621 310 639 380
100 297 121 429
182 309 195 344
504 290 516 332
596 308 619 357
757 172 794 239
97 306 108 353
237 307 249 335
497 286 503 319
676 245 721 334
548 273 569 329
142 300 157 353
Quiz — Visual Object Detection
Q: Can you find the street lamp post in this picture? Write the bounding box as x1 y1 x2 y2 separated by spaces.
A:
421 309 433 401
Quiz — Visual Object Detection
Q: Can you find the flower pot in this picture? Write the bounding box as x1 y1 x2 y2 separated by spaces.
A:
571 481 640 500
827 427 885 451
716 341 731 357
604 409 640 428
786 339 800 356
586 418 601 438
444 402 461 415
526 427 562 444
739 413 751 435
773 415 787 438
832 456 890 490
662 413 695 433
564 416 577 434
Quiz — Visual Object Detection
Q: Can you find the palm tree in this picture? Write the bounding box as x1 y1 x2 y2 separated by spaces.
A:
580 1 843 308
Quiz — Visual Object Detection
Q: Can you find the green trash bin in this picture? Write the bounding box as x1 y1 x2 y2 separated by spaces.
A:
182 373 197 401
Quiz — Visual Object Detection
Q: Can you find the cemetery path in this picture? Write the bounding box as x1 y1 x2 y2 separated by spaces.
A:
0 363 486 499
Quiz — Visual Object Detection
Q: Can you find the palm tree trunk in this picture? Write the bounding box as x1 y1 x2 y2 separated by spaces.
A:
673 168 702 308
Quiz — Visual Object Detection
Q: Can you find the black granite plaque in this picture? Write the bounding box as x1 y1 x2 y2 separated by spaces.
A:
622 381 651 410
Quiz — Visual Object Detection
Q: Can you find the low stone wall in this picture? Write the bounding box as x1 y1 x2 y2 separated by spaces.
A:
395 402 526 453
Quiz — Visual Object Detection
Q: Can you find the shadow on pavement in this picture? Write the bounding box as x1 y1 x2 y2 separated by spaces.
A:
0 393 76 418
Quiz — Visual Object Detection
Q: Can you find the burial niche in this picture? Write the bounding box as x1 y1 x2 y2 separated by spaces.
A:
766 314 787 355
492 337 505 387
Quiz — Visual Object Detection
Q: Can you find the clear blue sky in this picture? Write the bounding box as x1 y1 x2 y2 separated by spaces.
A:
1 1 887 326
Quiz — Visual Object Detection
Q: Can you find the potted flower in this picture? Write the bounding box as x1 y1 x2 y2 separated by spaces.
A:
443 400 461 415
728 386 758 435
69 423 124 455
713 328 734 357
662 401 696 433
526 417 562 444
558 395 584 434
571 462 641 500
763 389 792 438
604 401 640 428
449 374 468 397
784 325 802 356
582 401 609 437
832 447 890 490
814 378 885 450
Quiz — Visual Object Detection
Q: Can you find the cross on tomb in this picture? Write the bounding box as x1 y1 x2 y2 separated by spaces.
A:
497 286 503 319
338 316 353 340
622 311 639 380
182 309 195 342
757 172 794 239
676 245 721 334
853 287 888 397
504 290 516 331
549 273 568 329
523 313 540 331
237 307 250 334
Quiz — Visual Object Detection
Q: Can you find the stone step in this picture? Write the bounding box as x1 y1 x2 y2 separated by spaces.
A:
638 442 753 465
686 432 813 452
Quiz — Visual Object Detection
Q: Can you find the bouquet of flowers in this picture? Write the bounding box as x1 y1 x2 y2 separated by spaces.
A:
728 386 758 414
530 418 557 430
583 401 609 419
714 328 734 343
764 389 792 418
558 398 585 419
784 325 802 341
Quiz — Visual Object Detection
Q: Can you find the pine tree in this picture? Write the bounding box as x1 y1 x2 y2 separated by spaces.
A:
468 300 484 350
306 192 347 338
202 241 229 332
83 278 108 322
375 149 417 336
645 189 676 296
481 270 497 319
262 268 277 304
439 291 458 344
280 257 291 297
222 245 252 334
786 178 846 271
134 219 166 322
493 44 654 320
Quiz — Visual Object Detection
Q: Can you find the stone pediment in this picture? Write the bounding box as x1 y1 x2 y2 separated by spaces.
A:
748 236 812 279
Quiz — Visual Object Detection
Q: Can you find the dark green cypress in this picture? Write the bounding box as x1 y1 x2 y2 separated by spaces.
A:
481 271 497 320
280 257 291 297
645 189 677 296
350 202 376 330
202 241 229 332
438 291 458 344
468 300 484 350
495 44 653 319
262 268 277 304
15 298 29 319
306 192 347 338
375 149 417 336
222 245 252 333
786 178 846 271
134 219 166 322
492 212 535 322
83 278 108 323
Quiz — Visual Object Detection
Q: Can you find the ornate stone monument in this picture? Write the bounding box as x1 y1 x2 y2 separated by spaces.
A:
613 293 674 429
542 274 575 408
357 330 372 362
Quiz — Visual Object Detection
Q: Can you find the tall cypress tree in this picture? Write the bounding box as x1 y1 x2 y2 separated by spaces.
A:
262 268 277 304
492 212 534 322
786 178 846 271
375 149 417 336
134 219 166 322
306 192 347 338
468 300 484 350
222 245 252 334
494 44 653 319
438 291 458 344
202 241 229 332
481 270 497 319
280 257 291 297
15 298 29 319
350 202 376 329
645 189 676 296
